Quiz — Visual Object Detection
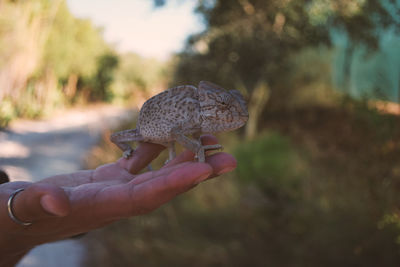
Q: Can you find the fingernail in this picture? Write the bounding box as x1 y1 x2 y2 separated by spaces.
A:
40 195 65 217
216 166 235 175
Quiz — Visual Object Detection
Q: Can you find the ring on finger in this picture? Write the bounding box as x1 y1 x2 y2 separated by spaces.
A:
7 188 33 226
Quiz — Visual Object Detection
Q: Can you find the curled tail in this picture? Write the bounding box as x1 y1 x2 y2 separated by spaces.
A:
110 128 144 158
110 128 143 143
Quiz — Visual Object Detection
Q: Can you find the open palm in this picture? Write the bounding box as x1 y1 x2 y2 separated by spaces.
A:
0 135 236 266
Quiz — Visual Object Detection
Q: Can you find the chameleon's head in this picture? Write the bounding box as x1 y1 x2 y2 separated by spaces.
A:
199 81 249 133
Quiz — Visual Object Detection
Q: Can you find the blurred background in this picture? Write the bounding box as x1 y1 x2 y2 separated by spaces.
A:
1 0 400 266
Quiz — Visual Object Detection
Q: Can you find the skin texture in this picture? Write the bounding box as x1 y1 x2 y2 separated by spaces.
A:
110 81 248 161
0 135 237 267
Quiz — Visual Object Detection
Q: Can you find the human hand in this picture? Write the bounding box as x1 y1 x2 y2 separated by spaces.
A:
0 135 237 266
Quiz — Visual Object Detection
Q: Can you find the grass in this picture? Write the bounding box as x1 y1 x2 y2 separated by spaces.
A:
82 99 400 266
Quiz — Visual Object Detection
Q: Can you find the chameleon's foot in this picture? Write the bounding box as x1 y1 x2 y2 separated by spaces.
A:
195 152 205 163
203 144 223 152
195 144 223 163
123 148 134 159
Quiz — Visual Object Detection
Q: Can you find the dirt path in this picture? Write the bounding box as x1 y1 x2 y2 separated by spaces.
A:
0 105 136 267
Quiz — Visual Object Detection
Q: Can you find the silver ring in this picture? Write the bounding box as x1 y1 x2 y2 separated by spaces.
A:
7 188 33 226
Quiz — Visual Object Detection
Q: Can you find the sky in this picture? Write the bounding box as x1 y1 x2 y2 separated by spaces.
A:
66 0 204 60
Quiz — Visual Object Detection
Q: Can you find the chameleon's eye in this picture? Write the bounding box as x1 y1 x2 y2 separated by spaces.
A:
220 95 232 105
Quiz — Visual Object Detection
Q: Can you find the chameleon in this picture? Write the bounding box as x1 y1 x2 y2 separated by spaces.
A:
110 81 248 163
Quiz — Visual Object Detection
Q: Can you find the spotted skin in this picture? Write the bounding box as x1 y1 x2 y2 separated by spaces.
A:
110 81 248 162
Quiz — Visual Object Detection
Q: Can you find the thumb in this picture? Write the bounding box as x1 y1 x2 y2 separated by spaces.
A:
9 184 70 225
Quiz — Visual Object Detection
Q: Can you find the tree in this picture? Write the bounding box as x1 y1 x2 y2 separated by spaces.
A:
0 0 116 124
0 0 63 102
42 2 109 80
308 0 400 93
157 0 400 138
88 53 119 102
41 1 111 101
170 0 329 139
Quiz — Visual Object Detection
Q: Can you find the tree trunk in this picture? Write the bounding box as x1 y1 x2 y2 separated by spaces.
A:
64 73 78 99
342 39 354 94
245 80 270 140
398 69 400 114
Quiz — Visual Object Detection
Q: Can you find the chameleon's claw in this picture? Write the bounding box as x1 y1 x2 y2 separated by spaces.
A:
203 144 223 152
123 148 134 159
195 144 223 163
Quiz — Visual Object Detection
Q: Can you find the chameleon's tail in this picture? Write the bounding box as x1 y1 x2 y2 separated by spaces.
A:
110 128 144 143
110 128 144 158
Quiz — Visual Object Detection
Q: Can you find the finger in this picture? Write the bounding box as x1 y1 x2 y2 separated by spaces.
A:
117 142 165 174
133 151 237 186
128 162 194 185
9 184 70 226
205 152 237 178
95 163 212 218
164 135 219 167
128 162 212 215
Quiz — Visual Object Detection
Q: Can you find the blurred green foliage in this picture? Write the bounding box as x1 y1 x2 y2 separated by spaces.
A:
169 0 399 137
0 0 113 123
0 99 15 128
41 2 109 80
235 133 304 201
2 0 400 265
81 1 400 264
0 0 168 126
85 116 400 266
88 53 119 102
111 53 171 105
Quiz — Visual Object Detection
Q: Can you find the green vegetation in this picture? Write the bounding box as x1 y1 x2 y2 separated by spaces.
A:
0 0 168 127
84 114 400 266
235 133 305 200
79 1 400 266
170 0 399 138
0 0 111 124
2 0 400 265
111 52 170 106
